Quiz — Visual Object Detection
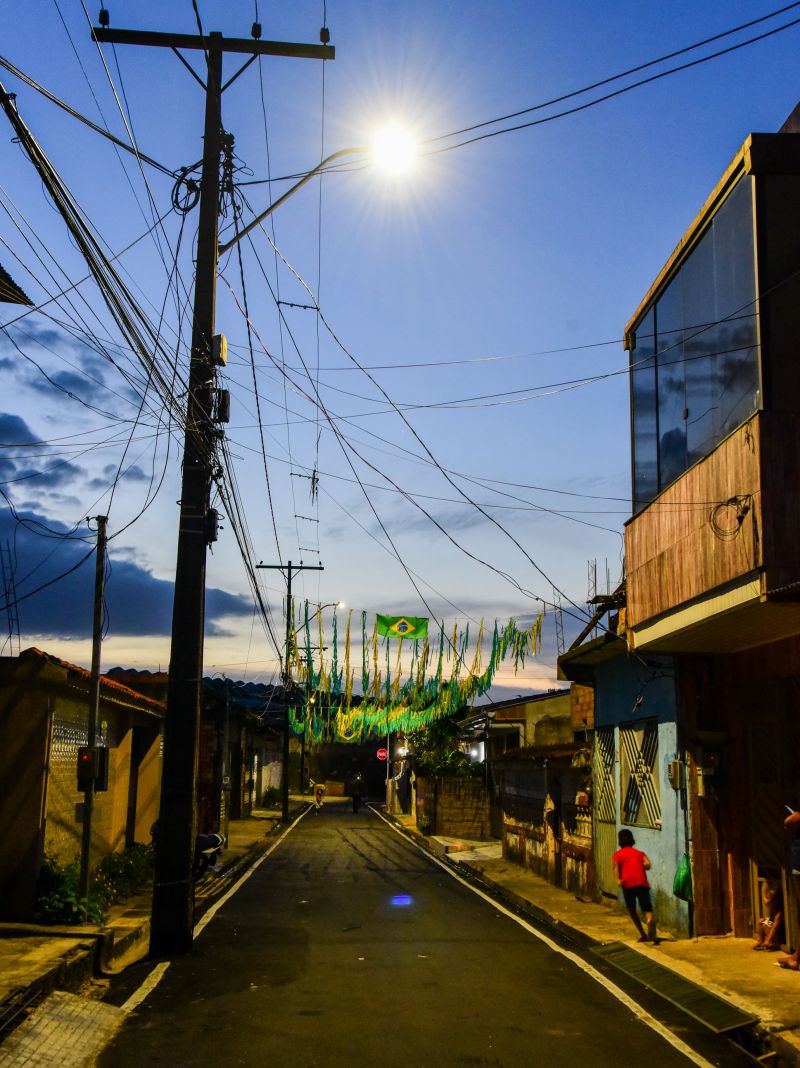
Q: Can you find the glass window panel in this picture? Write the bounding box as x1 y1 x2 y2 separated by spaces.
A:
655 281 687 488
631 308 657 509
629 174 758 506
682 227 718 465
712 176 759 437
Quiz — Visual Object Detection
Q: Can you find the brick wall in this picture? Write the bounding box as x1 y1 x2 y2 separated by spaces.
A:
570 683 594 732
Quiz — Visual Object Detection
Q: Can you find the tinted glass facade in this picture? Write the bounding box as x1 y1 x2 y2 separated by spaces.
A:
630 175 759 510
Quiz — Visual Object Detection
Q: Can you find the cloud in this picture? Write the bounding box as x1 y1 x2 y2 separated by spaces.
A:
0 458 18 480
14 460 86 489
0 412 39 446
0 504 251 640
25 368 109 407
87 462 150 490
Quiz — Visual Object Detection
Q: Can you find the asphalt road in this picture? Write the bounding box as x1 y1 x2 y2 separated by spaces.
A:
98 801 750 1067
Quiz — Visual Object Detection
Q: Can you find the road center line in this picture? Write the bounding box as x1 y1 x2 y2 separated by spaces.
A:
370 805 714 1068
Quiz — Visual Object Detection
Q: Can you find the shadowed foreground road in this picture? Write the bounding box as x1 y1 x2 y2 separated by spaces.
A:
98 802 743 1067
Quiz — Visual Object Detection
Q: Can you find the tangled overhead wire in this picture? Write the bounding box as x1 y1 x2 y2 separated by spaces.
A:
171 165 201 215
709 494 753 539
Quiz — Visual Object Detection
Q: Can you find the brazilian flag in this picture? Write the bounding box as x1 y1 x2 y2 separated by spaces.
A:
376 614 428 639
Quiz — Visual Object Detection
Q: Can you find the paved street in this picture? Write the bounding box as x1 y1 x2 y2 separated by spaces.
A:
97 801 747 1068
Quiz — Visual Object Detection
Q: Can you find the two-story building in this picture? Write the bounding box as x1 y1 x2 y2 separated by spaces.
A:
622 113 800 940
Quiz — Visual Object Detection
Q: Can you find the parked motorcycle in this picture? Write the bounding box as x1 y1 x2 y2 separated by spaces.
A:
150 821 226 881
193 832 226 879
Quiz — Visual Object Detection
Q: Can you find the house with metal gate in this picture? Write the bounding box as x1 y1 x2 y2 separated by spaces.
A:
558 632 690 935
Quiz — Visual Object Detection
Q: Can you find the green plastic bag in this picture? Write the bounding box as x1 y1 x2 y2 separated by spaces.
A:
673 852 693 901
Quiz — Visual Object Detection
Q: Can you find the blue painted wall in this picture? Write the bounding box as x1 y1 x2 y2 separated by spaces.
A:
594 651 690 937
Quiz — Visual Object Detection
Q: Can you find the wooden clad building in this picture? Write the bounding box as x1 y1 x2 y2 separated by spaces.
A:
623 120 800 940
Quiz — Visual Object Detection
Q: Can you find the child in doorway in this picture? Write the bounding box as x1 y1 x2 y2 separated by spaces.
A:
753 882 783 951
613 828 657 943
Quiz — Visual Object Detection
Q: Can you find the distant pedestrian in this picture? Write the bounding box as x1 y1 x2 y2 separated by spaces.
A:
613 828 657 943
778 805 800 969
314 782 326 814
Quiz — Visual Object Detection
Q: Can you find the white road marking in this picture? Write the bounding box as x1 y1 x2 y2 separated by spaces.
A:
121 961 170 1014
370 805 715 1068
120 805 312 1015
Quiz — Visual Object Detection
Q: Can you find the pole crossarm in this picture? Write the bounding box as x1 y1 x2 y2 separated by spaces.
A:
92 27 334 61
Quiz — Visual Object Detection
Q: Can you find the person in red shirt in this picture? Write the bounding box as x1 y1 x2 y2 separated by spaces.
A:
612 828 657 943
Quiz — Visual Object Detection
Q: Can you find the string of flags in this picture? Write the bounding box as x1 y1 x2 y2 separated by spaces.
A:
287 606 542 743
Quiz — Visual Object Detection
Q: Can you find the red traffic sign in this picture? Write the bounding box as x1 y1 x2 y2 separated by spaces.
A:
376 747 388 761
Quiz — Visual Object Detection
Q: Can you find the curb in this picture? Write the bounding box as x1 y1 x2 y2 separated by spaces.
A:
383 812 795 1066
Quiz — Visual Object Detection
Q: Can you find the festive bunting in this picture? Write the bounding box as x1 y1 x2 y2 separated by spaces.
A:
287 606 543 743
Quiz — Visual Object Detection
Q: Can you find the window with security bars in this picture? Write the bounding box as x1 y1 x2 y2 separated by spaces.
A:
620 719 661 828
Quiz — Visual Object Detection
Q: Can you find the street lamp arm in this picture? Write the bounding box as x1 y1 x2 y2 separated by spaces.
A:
294 600 342 638
218 146 365 254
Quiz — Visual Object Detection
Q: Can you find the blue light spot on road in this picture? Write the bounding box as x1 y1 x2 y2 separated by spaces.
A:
390 894 413 907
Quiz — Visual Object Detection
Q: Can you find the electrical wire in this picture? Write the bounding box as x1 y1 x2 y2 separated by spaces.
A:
0 53 177 177
426 14 800 157
427 3 800 147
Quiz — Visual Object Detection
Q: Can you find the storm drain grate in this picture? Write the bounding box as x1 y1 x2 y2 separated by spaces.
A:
591 941 759 1034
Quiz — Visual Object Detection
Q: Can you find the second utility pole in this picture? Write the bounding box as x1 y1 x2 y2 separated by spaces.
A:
92 19 333 957
258 560 323 820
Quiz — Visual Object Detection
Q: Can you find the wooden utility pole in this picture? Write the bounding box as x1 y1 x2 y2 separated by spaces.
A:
79 514 107 900
257 561 323 820
91 20 333 957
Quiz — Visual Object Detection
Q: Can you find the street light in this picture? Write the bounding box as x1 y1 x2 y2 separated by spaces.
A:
218 124 418 255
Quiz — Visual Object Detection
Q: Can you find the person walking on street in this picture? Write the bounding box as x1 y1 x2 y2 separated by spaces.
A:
314 782 326 814
613 828 657 943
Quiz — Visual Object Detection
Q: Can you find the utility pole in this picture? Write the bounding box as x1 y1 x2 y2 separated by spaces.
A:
257 561 323 820
91 19 333 957
79 515 107 900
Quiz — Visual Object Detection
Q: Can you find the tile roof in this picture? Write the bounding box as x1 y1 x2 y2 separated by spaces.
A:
23 647 165 713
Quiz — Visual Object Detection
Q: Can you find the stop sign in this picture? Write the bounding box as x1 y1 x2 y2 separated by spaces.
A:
376 747 388 760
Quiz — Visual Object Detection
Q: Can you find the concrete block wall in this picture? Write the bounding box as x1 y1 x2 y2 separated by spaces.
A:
434 777 490 839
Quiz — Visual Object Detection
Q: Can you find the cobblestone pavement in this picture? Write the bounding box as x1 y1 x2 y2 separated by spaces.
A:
0 989 122 1066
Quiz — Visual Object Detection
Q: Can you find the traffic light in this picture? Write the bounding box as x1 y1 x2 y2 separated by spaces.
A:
77 747 98 791
76 746 110 792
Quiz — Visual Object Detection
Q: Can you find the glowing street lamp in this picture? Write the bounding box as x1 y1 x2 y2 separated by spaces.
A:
370 122 418 175
218 124 418 255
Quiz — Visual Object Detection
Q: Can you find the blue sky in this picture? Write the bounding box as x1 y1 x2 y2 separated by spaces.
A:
1 1 799 693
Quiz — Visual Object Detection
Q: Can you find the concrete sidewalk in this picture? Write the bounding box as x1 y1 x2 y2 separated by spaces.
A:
388 810 800 1066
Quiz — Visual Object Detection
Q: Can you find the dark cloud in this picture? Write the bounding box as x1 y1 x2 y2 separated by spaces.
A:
0 458 18 481
88 462 150 490
25 368 109 407
0 504 251 639
14 460 86 489
0 412 39 446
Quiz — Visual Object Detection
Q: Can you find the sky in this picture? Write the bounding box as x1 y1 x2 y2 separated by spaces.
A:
1 0 799 697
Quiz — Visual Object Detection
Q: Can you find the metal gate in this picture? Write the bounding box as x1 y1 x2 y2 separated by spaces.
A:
594 727 618 897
